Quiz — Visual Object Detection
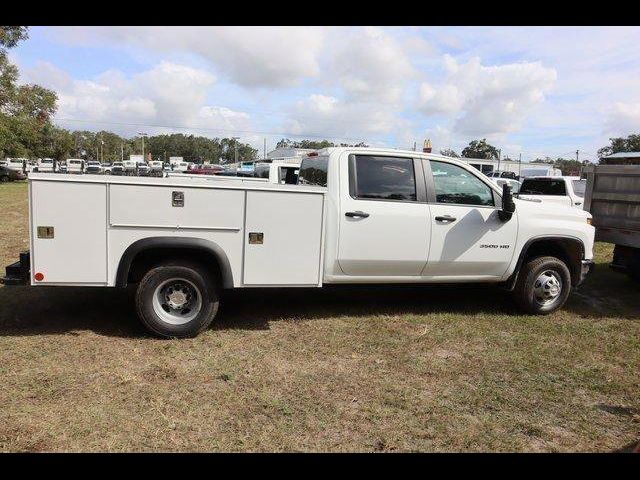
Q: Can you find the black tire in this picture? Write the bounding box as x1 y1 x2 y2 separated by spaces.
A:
135 261 219 338
513 256 572 314
0 176 9 183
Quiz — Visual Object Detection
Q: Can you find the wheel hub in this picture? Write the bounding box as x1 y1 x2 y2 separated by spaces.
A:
152 278 202 325
534 270 562 306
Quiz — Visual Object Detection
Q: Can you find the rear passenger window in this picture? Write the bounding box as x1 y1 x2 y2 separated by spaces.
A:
350 155 416 201
520 179 567 196
298 156 329 187
430 161 494 206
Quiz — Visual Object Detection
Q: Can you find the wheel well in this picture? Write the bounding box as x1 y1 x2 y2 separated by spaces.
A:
509 237 584 288
126 247 224 292
117 239 234 290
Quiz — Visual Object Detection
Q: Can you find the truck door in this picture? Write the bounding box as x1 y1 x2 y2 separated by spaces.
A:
424 160 517 278
337 154 430 276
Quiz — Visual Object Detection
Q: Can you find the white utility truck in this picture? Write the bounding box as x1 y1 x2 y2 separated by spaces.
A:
2 148 595 338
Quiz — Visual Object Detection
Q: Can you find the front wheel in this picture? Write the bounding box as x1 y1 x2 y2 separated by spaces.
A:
135 262 219 338
513 256 571 314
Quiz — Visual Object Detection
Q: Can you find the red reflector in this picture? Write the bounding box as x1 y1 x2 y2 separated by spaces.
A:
34 272 44 281
308 152 318 156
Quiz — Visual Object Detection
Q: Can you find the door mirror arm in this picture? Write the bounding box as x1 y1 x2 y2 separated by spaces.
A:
498 183 516 222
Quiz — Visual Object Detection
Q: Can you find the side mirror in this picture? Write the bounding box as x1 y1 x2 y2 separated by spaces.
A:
499 183 516 222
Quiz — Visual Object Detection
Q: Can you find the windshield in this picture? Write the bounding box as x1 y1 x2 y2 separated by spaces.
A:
520 179 566 196
572 179 586 197
41 159 53 164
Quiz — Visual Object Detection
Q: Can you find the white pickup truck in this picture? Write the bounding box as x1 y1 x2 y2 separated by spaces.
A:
518 176 586 208
2 148 595 338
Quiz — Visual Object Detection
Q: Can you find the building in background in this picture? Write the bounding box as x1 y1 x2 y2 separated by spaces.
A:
599 152 640 165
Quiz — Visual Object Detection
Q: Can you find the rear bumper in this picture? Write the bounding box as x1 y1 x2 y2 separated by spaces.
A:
1 251 30 286
577 259 595 286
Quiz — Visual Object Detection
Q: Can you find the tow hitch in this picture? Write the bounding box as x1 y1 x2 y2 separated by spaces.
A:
1 251 30 286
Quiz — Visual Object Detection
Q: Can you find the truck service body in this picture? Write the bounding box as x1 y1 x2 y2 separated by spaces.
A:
3 147 595 337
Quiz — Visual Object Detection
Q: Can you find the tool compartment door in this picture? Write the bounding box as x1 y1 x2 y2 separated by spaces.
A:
31 180 107 284
243 190 324 286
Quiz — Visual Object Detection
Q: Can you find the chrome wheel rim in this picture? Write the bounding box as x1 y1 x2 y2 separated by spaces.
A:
152 278 202 325
533 270 563 307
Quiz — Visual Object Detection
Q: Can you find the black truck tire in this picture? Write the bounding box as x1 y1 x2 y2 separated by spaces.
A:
513 256 572 314
135 261 219 338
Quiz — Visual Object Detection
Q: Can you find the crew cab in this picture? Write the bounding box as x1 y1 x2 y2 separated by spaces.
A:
518 176 585 208
2 148 595 338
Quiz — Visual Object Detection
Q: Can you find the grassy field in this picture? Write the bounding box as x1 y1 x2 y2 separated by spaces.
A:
0 181 638 452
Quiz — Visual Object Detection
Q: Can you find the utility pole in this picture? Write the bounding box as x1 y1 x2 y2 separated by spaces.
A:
120 143 124 161
413 141 416 152
576 149 579 162
263 138 267 160
137 132 148 161
232 137 240 164
518 153 522 177
497 149 501 171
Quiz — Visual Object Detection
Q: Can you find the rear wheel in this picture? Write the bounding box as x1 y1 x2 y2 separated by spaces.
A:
0 175 9 182
513 256 571 314
135 262 219 338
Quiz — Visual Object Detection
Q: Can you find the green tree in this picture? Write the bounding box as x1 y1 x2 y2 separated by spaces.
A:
598 134 640 162
0 26 61 159
439 148 459 158
461 139 499 159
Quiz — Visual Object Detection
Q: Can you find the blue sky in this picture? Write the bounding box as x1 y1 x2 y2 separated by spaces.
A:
11 26 640 161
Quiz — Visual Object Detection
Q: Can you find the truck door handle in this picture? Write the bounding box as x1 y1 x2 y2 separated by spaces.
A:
435 215 457 222
345 211 369 218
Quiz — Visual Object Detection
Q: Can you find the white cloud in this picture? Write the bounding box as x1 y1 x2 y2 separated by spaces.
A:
330 26 414 104
605 102 640 136
50 26 326 89
285 94 401 141
418 55 557 136
22 60 252 138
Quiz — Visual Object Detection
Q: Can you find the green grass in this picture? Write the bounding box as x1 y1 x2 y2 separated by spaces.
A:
0 181 638 452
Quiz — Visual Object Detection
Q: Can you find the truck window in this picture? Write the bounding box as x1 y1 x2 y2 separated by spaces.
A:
520 179 566 196
430 161 494 206
572 179 586 197
350 155 416 201
254 164 270 178
298 156 329 187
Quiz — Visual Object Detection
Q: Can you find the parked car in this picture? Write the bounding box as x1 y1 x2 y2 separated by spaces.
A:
111 162 125 176
188 164 225 175
85 161 103 174
487 170 519 180
136 163 151 176
5 158 27 173
149 161 164 176
66 159 84 174
518 176 585 208
0 165 27 182
2 147 595 338
34 158 55 173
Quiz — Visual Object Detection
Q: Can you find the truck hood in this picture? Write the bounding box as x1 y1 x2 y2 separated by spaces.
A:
514 196 591 220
